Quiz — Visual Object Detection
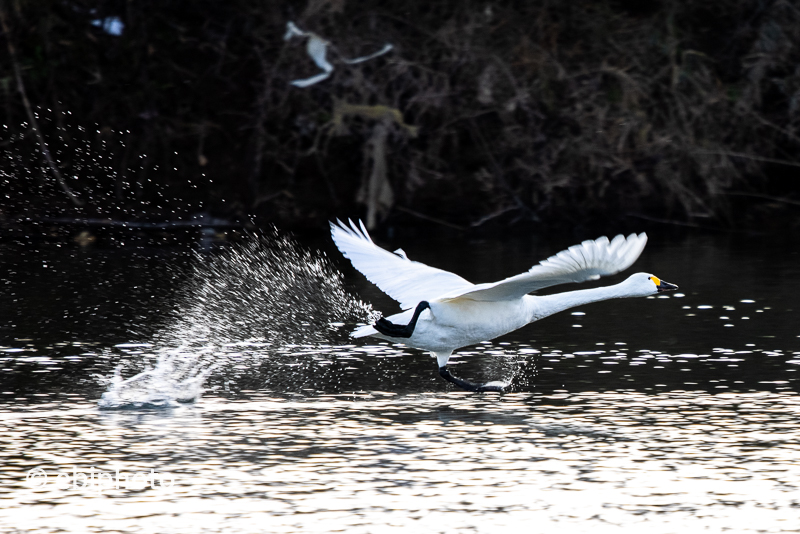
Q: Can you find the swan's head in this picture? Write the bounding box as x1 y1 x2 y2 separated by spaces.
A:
624 272 678 296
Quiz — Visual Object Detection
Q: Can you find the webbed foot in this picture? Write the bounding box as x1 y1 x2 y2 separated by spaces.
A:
438 366 506 393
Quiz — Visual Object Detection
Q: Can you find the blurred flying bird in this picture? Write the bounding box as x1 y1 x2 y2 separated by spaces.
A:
284 22 393 88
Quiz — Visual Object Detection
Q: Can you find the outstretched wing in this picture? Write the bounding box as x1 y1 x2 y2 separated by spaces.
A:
439 233 648 302
331 219 473 310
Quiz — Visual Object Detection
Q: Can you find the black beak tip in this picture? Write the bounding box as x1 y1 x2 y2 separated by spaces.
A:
657 281 679 293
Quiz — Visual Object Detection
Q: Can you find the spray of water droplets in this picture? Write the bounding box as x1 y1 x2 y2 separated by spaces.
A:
1 108 202 218
99 229 376 408
156 230 374 346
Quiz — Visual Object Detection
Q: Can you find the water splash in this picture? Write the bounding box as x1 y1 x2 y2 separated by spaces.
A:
98 229 376 408
155 228 374 347
98 349 217 409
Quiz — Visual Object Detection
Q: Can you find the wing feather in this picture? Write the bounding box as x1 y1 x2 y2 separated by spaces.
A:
439 233 648 302
330 219 473 310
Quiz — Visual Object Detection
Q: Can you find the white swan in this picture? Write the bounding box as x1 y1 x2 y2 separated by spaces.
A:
331 219 677 392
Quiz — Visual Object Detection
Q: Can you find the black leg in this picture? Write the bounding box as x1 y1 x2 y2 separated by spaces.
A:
438 366 505 393
374 301 431 338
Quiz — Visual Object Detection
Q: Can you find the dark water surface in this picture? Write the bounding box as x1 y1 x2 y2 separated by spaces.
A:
1 230 799 532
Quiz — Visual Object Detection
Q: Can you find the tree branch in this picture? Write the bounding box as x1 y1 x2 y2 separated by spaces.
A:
0 7 84 206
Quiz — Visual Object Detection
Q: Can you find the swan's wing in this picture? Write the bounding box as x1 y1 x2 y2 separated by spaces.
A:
440 233 648 302
331 219 473 310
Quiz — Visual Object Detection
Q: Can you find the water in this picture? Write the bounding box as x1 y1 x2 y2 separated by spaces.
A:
1 229 800 532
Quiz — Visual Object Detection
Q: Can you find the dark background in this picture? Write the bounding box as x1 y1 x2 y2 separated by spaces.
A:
2 0 800 236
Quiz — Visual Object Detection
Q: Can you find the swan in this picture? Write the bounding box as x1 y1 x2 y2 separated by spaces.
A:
331 219 677 392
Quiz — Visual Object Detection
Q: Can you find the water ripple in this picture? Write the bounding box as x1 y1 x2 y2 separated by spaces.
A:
2 390 800 532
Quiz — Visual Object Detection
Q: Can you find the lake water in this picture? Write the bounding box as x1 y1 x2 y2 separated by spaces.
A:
1 228 799 533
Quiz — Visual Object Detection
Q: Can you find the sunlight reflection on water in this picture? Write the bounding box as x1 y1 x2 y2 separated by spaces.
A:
2 389 800 533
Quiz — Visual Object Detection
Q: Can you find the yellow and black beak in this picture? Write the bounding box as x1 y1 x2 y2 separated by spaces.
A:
651 275 678 293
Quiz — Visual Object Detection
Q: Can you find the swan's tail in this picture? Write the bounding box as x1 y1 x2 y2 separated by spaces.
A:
352 324 377 338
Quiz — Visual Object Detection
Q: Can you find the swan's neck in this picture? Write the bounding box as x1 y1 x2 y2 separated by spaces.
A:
530 282 634 322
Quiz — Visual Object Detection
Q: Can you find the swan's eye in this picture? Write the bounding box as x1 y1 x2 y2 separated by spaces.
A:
649 275 661 286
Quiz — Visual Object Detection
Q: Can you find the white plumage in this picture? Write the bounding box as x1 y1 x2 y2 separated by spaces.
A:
331 219 676 392
331 219 473 311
